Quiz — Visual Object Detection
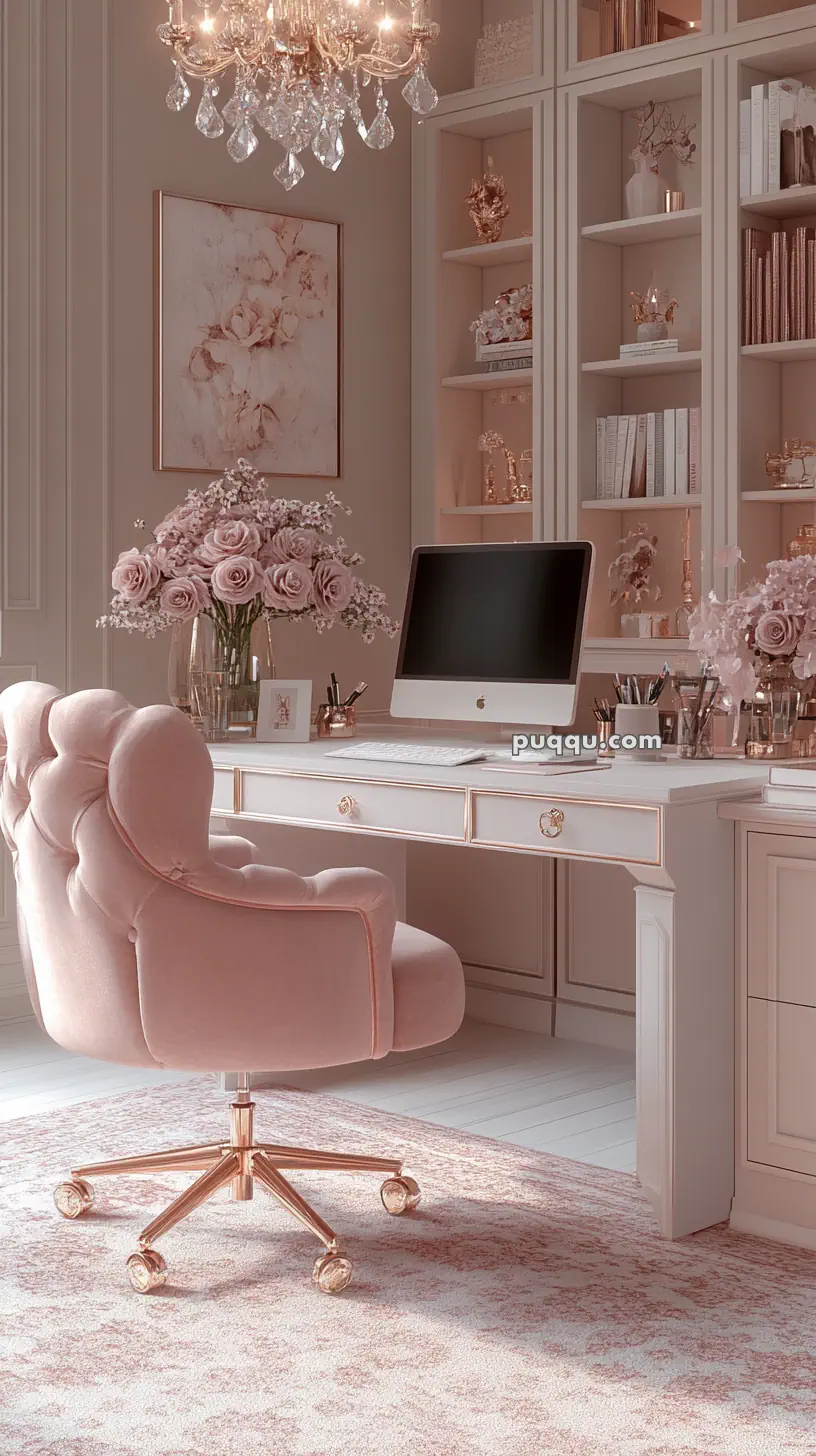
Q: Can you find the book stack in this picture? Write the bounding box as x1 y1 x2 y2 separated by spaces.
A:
742 225 816 344
763 765 816 808
739 78 806 196
476 341 533 373
598 0 657 56
595 408 701 499
619 338 679 361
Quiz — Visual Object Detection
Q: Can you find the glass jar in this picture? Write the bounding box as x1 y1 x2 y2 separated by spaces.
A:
672 672 719 759
168 613 275 742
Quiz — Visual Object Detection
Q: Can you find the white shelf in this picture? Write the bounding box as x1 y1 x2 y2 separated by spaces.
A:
582 351 702 377
442 237 533 268
741 340 816 363
582 496 702 510
742 489 816 503
741 185 816 220
441 369 533 391
581 209 702 246
441 504 533 515
583 637 692 675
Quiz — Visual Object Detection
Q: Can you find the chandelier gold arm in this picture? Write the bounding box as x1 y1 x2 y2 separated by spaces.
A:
161 17 434 84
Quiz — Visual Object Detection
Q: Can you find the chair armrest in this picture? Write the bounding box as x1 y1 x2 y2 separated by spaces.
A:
208 834 258 870
135 863 398 1068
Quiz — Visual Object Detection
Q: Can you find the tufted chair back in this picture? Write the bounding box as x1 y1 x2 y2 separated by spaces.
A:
0 682 400 1073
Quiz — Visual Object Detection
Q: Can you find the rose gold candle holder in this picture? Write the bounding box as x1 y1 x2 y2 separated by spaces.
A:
664 189 686 213
316 704 357 739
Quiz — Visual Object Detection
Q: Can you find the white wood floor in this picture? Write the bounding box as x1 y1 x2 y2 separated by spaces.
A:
0 1016 636 1173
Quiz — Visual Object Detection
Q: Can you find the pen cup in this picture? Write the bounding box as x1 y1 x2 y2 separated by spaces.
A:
316 704 357 739
614 704 661 759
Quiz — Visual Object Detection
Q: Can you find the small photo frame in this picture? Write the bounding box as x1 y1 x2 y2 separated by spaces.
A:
257 680 313 744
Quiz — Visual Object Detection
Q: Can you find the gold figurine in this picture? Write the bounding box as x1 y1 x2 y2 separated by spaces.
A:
518 448 533 502
478 430 504 504
466 156 510 245
765 438 816 489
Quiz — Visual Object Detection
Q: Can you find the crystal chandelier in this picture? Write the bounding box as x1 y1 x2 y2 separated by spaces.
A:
158 0 440 190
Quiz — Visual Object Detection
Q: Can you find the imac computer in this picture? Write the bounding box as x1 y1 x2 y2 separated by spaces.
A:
390 542 593 727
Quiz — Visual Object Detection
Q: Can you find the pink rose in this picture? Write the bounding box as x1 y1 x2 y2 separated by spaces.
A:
261 527 318 567
210 555 263 606
754 611 800 656
198 519 262 564
111 548 160 604
159 575 210 620
262 562 313 612
220 291 277 347
312 559 353 616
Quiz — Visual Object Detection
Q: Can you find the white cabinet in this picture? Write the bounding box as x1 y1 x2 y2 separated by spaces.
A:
730 820 816 1249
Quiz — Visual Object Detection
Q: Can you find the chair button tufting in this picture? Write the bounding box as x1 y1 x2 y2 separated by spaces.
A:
169 867 183 881
127 929 137 944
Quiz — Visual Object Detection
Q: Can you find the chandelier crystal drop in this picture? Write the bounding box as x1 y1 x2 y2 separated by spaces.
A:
158 0 439 188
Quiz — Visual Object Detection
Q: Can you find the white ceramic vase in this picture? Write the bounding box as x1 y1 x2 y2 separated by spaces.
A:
625 153 664 219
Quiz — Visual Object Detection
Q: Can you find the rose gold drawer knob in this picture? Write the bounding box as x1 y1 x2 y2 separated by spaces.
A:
539 808 565 839
337 795 357 818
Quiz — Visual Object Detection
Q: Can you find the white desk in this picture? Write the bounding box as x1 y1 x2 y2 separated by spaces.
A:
209 738 767 1241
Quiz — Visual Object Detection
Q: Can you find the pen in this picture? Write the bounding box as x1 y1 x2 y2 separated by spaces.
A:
330 673 339 708
344 682 368 708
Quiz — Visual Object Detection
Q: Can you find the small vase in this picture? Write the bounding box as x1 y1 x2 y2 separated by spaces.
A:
745 660 803 760
168 613 275 742
625 153 664 219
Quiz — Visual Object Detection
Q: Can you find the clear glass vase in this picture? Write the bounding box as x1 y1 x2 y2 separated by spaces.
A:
168 613 275 742
746 660 803 760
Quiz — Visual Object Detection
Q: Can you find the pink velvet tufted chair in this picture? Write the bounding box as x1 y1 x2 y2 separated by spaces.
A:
0 682 465 1294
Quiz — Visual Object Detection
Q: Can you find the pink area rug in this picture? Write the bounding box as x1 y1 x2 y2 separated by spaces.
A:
2 1079 816 1456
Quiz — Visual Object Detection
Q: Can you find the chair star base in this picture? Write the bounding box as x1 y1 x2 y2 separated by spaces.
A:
54 1083 421 1295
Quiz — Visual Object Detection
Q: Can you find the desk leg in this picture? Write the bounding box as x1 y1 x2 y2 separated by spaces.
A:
634 813 736 1239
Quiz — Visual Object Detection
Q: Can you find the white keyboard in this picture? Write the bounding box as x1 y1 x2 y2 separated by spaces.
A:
327 741 487 768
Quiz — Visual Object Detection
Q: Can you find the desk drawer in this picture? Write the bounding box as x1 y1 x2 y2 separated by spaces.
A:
470 791 661 865
211 768 236 815
238 770 468 842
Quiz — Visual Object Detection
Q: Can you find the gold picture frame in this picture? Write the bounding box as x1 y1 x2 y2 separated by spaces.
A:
154 191 342 478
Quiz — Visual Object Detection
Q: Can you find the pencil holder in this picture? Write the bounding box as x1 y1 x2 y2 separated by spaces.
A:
614 704 661 759
315 704 357 739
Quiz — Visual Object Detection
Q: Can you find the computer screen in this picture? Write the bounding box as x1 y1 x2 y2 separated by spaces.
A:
396 543 592 685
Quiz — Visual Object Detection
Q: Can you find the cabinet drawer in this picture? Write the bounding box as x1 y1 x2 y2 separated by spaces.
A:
211 768 236 815
747 997 816 1178
470 791 661 866
238 770 467 842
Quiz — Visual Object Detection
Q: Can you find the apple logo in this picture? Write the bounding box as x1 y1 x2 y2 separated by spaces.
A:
476 696 486 710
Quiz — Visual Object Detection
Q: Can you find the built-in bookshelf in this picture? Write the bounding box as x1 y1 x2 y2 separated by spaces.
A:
414 0 816 669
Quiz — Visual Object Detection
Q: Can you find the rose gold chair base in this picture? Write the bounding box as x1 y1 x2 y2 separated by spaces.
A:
54 1076 421 1295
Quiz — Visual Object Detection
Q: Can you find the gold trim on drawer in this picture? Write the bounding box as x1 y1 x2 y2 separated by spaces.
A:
468 789 663 867
232 767 469 843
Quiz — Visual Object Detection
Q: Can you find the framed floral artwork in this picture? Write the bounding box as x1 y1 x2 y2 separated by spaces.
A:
155 192 341 477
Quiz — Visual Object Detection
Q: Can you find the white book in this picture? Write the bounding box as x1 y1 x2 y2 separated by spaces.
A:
654 413 664 496
620 339 679 355
739 97 751 198
769 765 816 787
763 96 769 194
631 414 648 498
689 407 701 494
603 416 618 498
621 415 638 498
663 408 676 496
751 83 766 195
613 417 629 498
646 413 656 497
675 408 689 495
762 786 816 809
595 417 606 498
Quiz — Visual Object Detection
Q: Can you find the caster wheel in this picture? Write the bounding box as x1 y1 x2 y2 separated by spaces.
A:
380 1174 421 1216
126 1248 167 1294
313 1249 353 1294
54 1178 94 1219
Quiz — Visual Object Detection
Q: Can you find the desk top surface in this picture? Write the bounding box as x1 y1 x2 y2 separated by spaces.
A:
209 735 769 808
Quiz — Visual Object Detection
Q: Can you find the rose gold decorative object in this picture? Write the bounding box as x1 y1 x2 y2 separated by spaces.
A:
675 508 695 638
479 430 504 503
664 189 686 212
466 157 510 245
787 524 816 559
55 1072 417 1296
765 438 816 488
518 448 533 502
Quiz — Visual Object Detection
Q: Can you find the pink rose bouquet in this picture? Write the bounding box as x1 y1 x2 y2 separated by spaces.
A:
99 459 398 650
689 553 816 701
